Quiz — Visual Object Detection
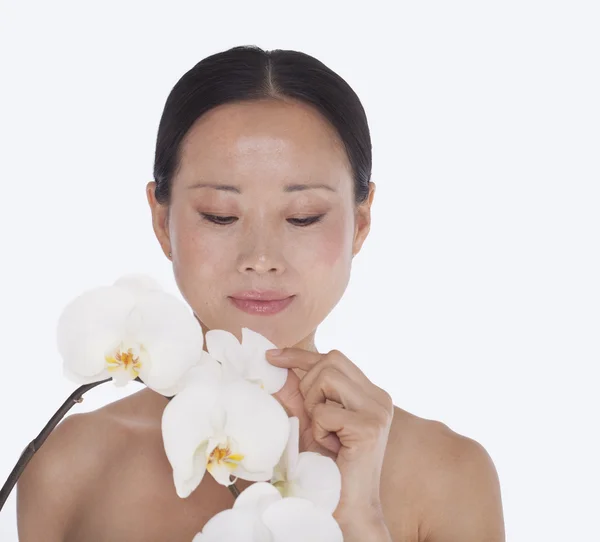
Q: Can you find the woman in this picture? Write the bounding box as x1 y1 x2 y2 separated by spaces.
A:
17 45 505 541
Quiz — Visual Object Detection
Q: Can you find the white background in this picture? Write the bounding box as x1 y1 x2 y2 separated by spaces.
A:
0 1 598 540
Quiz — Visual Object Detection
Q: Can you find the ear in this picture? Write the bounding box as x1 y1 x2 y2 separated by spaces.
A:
146 181 172 259
352 182 376 257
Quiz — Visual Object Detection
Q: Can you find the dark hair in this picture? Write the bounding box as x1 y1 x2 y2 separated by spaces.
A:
153 45 372 207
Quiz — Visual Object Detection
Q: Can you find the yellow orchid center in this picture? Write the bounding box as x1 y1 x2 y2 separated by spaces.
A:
105 347 142 378
207 444 245 472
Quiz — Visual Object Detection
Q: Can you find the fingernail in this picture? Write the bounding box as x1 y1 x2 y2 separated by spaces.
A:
267 349 284 357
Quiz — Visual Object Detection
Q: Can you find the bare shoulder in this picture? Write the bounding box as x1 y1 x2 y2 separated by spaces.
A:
17 394 140 495
16 407 114 539
382 406 505 542
17 390 158 540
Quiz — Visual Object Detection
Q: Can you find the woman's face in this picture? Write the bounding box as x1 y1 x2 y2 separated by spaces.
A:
147 98 374 350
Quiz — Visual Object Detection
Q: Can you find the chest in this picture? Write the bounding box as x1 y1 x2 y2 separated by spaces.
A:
67 441 236 542
67 434 422 542
71 482 421 542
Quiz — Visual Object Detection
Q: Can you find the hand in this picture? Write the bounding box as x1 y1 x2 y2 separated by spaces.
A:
265 348 394 525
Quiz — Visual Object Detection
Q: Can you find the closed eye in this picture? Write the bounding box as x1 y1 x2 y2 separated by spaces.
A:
200 214 238 225
200 214 325 227
287 215 325 227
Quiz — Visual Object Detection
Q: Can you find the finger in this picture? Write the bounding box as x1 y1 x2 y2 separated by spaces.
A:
265 347 323 372
303 367 373 415
298 353 391 413
268 348 369 391
313 403 392 455
311 403 366 454
313 423 342 455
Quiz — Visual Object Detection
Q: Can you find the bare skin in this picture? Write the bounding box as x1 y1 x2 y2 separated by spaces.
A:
16 96 505 540
16 387 503 541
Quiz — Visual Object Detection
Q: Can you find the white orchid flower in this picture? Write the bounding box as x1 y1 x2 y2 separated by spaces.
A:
112 272 164 300
56 274 204 396
161 358 290 498
192 482 343 542
205 327 287 393
271 417 341 514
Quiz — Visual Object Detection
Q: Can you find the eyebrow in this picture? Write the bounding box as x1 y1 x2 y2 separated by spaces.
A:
187 182 336 193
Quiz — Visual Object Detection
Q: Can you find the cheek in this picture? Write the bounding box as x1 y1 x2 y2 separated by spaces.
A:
297 216 353 270
184 237 230 285
170 213 229 287
295 217 353 320
321 219 351 266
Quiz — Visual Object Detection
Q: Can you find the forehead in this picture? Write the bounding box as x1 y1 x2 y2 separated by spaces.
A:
176 98 352 186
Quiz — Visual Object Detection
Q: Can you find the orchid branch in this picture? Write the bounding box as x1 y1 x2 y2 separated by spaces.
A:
0 376 112 511
0 375 240 512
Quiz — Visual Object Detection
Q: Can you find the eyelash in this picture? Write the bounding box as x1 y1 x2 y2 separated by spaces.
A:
200 213 325 227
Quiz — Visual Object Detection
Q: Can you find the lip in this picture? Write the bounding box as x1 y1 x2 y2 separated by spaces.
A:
230 290 292 301
228 294 295 316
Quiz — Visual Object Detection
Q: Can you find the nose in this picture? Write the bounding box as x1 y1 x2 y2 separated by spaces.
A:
237 231 286 276
239 254 282 275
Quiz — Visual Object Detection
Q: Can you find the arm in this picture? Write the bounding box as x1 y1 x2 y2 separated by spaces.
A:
424 436 505 542
16 413 93 541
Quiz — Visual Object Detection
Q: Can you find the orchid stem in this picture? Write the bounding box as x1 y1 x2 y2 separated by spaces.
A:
0 378 120 510
0 377 240 513
0 377 113 512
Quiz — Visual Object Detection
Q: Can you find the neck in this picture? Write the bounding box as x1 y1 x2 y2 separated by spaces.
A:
291 330 318 353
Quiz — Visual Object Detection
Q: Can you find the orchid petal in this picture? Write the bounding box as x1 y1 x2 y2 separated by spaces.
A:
178 440 210 499
205 329 245 381
110 368 133 387
112 273 164 301
241 328 287 393
205 328 287 392
132 291 204 395
180 354 224 389
231 466 274 483
221 380 290 479
289 451 342 514
192 508 267 542
233 482 282 514
262 497 343 542
271 417 340 511
287 417 300 476
161 380 222 498
207 459 236 486
56 285 136 382
62 364 110 386
272 416 300 485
